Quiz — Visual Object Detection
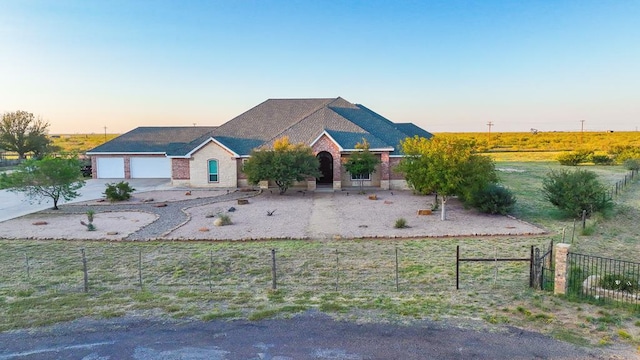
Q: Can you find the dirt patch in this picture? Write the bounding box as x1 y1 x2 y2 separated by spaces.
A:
0 211 157 240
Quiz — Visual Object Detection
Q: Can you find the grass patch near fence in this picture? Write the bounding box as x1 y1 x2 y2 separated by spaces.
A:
0 160 639 352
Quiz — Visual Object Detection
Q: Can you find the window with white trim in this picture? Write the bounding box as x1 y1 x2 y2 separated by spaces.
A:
350 173 371 181
208 159 219 182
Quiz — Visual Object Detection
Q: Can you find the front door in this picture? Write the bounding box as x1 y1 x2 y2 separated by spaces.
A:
317 152 333 184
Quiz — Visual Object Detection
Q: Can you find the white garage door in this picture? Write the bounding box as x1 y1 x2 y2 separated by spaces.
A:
130 157 171 178
96 157 125 178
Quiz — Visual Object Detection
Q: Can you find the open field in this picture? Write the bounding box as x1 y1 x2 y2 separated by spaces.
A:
49 133 119 154
1 160 640 356
42 131 640 156
437 131 640 153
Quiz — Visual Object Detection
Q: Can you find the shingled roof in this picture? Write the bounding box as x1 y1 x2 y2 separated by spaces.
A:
87 127 217 154
87 98 433 157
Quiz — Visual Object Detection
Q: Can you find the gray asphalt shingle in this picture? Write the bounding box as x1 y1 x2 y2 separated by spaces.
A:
88 98 432 157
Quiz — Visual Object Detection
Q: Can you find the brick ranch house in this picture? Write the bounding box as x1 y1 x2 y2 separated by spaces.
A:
86 97 433 190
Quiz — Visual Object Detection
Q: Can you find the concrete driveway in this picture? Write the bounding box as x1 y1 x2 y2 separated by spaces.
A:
0 179 172 223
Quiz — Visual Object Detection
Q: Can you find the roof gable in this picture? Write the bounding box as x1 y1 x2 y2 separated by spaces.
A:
213 98 338 142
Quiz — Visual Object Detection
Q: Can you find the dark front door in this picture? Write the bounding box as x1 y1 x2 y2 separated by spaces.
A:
317 152 333 184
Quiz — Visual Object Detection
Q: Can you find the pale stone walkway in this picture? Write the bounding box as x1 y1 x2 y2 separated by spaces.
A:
306 192 340 239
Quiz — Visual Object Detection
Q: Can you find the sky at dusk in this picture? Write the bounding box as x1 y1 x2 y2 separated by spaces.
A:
1 1 639 134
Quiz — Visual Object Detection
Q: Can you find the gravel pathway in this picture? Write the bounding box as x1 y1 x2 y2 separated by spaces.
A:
45 190 261 240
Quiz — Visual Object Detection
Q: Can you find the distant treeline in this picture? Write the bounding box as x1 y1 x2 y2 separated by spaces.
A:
435 131 640 153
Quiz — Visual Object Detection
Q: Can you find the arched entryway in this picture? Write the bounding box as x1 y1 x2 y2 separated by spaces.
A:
317 151 333 184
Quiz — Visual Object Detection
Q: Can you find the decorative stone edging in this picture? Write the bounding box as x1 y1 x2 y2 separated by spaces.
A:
160 190 262 238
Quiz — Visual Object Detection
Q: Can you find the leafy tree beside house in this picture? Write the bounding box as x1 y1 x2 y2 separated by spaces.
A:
0 111 52 160
243 137 320 194
0 156 85 210
396 136 499 220
343 139 380 193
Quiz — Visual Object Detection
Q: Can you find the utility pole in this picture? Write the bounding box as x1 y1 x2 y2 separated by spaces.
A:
103 126 107 142
580 120 585 144
487 121 494 145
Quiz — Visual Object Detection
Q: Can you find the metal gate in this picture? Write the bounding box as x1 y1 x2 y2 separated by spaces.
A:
532 240 554 291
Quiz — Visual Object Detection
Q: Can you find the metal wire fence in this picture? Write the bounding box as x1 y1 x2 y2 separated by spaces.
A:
0 241 538 297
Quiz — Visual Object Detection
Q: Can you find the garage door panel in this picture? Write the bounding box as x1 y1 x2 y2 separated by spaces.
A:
97 158 125 178
130 158 171 178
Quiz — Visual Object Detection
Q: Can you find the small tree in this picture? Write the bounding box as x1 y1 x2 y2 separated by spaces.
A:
542 168 611 217
243 137 320 194
397 136 497 220
0 111 52 160
343 138 380 193
0 156 84 210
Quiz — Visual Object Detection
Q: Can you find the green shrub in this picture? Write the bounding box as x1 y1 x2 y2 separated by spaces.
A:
217 213 233 226
556 150 593 166
590 154 614 165
599 274 639 294
623 158 640 171
468 183 516 215
542 169 612 218
394 218 408 229
104 181 135 202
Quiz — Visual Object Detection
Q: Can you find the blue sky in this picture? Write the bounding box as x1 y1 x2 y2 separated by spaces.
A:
1 1 638 134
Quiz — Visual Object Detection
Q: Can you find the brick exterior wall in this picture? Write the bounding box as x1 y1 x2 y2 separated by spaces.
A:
172 158 190 180
554 243 571 295
389 157 404 180
123 156 131 178
380 152 390 181
312 135 342 189
237 159 248 180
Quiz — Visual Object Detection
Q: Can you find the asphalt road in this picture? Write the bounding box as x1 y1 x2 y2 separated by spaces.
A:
0 312 606 360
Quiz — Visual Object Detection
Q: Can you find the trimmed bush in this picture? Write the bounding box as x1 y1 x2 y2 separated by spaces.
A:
104 181 135 202
542 169 612 217
469 183 516 215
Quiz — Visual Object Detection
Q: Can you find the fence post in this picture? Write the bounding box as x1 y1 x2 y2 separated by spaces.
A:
553 243 571 295
395 247 399 292
335 249 339 292
24 253 30 280
271 249 277 290
138 248 143 289
529 246 534 288
208 249 213 293
81 248 88 293
456 245 460 290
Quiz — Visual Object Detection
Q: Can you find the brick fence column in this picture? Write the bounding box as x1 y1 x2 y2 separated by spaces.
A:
554 243 571 295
